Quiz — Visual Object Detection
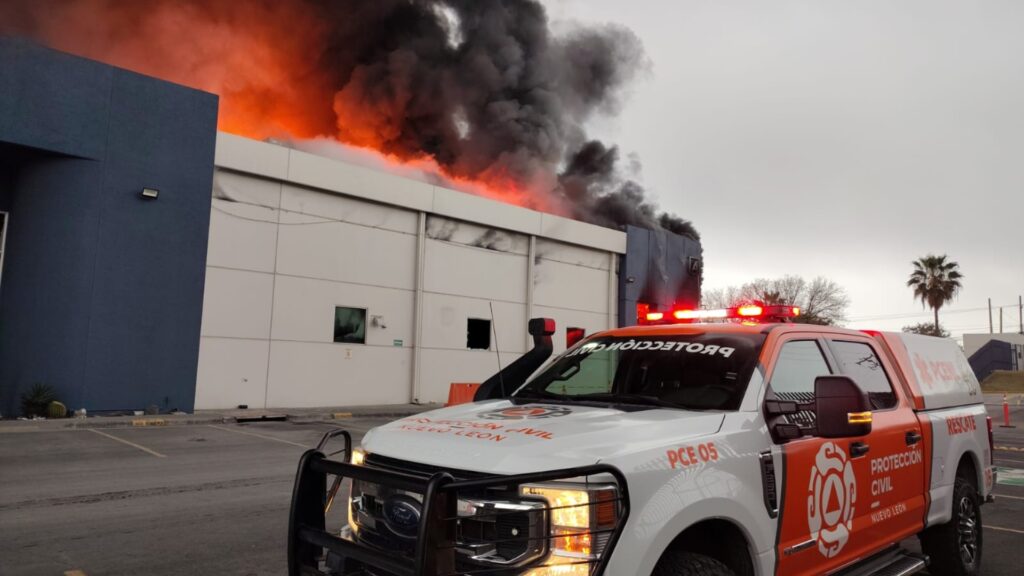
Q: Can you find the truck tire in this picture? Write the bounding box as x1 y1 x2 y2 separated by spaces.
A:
653 552 735 576
919 474 982 576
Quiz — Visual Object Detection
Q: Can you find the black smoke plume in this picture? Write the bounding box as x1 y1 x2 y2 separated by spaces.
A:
0 0 698 240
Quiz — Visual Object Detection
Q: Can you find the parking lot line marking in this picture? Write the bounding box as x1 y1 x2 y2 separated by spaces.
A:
207 424 308 448
64 571 87 576
88 428 166 458
985 525 1024 535
995 445 1024 452
994 493 1024 501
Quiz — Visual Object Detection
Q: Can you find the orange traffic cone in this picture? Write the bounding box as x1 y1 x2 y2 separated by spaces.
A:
1001 393 1016 428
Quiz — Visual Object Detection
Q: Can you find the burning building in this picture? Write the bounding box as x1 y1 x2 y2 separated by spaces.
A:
0 32 700 413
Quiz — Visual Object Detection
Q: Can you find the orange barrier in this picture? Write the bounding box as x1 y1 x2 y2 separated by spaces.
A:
446 383 481 406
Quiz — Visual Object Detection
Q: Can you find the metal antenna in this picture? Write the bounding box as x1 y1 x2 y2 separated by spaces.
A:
489 302 506 397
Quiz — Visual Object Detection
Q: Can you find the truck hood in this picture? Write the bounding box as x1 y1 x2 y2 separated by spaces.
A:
360 400 724 475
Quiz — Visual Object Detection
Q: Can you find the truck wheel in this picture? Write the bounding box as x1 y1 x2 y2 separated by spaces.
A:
919 475 982 576
653 551 735 576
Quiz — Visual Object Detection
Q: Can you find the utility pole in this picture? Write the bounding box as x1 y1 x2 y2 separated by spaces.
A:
1019 295 1023 335
988 298 993 333
999 306 1004 333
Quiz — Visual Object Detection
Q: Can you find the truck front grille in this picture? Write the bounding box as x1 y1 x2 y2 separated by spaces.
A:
495 511 532 560
351 455 548 570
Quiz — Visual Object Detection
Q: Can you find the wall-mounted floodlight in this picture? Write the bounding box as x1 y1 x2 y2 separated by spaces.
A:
141 188 160 199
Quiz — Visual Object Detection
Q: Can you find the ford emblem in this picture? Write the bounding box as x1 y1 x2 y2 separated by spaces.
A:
383 495 422 538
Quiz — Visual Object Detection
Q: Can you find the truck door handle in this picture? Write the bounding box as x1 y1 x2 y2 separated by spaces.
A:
906 431 922 446
850 442 870 458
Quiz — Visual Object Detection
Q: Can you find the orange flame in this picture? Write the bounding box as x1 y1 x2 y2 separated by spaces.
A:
1 0 567 214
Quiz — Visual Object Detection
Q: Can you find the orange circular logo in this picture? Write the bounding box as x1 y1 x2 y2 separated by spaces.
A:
807 442 856 558
477 405 572 420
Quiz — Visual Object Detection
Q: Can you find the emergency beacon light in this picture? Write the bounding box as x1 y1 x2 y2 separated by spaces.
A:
641 304 801 325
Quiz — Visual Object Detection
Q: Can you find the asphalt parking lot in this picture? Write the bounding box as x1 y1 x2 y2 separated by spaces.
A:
0 419 389 576
1 405 1022 576
965 400 1024 576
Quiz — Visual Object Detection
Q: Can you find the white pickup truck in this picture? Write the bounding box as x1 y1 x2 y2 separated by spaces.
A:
288 307 993 576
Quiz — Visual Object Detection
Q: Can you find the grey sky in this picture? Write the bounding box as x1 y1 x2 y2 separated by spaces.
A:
546 0 1024 339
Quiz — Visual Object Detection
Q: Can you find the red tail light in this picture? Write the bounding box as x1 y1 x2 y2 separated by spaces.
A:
645 312 664 322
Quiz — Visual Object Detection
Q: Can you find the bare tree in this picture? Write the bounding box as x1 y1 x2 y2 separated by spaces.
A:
802 277 851 326
737 276 805 306
701 286 745 309
701 275 850 326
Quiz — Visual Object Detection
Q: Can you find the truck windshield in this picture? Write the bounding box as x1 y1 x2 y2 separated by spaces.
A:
515 333 766 411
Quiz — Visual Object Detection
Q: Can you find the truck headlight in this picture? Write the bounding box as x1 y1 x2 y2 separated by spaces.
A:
520 483 620 574
346 448 367 536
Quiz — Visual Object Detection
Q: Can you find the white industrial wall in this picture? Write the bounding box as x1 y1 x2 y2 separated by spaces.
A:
195 134 625 409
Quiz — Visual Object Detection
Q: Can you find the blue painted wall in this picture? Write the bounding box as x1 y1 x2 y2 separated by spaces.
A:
0 39 218 414
618 225 703 326
969 339 1022 382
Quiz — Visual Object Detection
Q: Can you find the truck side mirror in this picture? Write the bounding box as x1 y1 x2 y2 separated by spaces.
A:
814 375 872 438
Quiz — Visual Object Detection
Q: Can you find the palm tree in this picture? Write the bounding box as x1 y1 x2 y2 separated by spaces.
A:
907 255 963 333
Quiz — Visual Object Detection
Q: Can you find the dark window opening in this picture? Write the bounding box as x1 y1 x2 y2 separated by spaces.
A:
333 307 366 344
567 327 586 348
467 318 491 350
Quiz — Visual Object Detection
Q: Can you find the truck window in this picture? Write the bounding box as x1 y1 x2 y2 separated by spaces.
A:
829 340 898 409
769 340 831 398
515 334 765 411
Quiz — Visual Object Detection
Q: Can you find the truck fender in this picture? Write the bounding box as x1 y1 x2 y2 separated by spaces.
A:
928 448 985 527
923 406 991 528
635 498 767 576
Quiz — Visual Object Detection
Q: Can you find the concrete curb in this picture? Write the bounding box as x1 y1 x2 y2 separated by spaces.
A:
0 404 437 432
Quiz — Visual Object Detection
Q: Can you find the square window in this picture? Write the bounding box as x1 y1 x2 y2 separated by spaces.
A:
467 318 491 350
333 307 366 344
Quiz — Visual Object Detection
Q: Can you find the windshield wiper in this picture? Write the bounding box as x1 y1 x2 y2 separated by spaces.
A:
570 393 684 410
513 389 570 401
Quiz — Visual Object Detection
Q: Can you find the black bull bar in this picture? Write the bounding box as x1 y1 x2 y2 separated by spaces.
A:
288 430 630 576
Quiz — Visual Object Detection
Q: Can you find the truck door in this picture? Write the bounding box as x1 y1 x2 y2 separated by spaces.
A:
767 336 852 576
767 335 907 576
823 337 927 553
769 335 929 575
